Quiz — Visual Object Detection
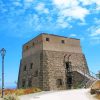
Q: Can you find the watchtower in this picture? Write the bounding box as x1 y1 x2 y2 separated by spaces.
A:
18 33 90 90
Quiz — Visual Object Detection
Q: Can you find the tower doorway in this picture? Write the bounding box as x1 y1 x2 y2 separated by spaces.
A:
65 62 73 89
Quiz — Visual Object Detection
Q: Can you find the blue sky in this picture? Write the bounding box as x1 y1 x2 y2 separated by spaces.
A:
0 0 100 88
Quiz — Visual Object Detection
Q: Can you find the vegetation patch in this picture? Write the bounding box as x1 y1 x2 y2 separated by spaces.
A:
3 94 19 100
0 87 41 96
95 94 100 99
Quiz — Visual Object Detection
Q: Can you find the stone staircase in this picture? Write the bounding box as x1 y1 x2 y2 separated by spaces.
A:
72 66 98 88
85 79 95 88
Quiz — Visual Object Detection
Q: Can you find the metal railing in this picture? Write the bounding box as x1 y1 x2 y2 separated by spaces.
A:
72 66 97 79
72 66 98 88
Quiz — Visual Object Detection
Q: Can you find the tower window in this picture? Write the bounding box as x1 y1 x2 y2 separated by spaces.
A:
33 42 35 46
46 38 50 41
22 80 26 88
26 46 29 50
28 78 32 87
57 79 63 87
30 63 33 69
61 40 65 44
23 65 26 71
34 70 38 77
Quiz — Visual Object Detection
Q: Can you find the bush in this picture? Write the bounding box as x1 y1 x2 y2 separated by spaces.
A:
3 94 19 100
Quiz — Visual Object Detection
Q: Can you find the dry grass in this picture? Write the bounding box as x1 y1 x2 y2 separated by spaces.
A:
95 94 100 99
3 94 19 100
0 87 41 96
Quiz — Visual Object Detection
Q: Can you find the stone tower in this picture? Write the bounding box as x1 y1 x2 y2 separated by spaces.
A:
18 33 90 90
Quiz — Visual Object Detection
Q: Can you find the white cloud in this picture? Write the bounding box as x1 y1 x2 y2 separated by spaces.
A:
91 29 100 36
94 0 100 6
0 0 7 13
24 0 34 3
53 0 79 9
0 0 100 38
90 36 100 44
87 25 100 44
57 21 70 28
23 0 34 9
89 26 100 37
79 0 94 6
60 6 89 21
35 3 49 14
94 18 100 24
56 17 72 28
52 0 89 22
78 0 100 6
78 21 87 26
30 14 42 31
94 0 100 11
13 1 22 7
79 0 100 12
69 34 77 37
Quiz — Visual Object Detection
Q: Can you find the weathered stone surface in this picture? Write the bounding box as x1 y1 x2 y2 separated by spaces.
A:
18 33 89 90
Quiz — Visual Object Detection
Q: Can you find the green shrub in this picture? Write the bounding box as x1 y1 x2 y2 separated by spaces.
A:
3 94 19 100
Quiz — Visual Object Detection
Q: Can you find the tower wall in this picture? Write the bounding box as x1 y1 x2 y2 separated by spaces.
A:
41 50 89 90
18 51 42 89
42 34 82 53
18 33 89 90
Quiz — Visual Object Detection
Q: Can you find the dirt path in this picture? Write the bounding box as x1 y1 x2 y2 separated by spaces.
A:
19 89 97 100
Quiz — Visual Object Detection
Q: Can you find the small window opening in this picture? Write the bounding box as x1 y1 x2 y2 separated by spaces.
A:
34 70 38 77
33 42 35 46
28 78 32 87
46 38 50 41
61 40 65 44
22 80 26 88
24 65 26 71
30 63 33 69
26 46 29 50
57 79 63 87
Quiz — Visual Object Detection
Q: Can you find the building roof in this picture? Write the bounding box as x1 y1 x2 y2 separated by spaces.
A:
41 33 80 40
23 33 80 46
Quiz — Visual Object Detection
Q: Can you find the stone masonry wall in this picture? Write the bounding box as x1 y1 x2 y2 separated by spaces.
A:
18 50 89 90
18 33 89 91
42 50 89 90
18 51 42 89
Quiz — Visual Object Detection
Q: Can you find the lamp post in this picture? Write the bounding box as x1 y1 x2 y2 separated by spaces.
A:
0 48 6 98
64 54 73 89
